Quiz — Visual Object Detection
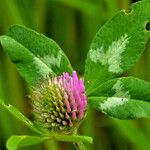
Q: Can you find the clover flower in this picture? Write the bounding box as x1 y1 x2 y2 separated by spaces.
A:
31 71 87 134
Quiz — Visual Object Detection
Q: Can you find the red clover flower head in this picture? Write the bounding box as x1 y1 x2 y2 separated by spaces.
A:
31 71 87 134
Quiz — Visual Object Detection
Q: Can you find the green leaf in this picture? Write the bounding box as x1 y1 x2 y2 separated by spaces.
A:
6 135 49 150
7 135 93 150
7 25 73 75
88 77 150 119
0 100 93 145
87 77 150 99
88 96 150 119
0 35 53 86
85 0 150 93
0 25 73 86
0 100 46 135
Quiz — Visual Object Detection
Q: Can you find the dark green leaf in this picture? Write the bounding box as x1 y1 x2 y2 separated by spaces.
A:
7 25 73 75
88 96 150 119
0 36 53 86
88 77 150 119
85 0 150 93
87 77 150 99
0 25 73 86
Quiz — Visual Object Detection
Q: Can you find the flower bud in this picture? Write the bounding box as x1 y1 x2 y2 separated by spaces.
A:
31 71 87 134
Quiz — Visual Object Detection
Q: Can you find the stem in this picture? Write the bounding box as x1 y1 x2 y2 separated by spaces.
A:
74 142 86 150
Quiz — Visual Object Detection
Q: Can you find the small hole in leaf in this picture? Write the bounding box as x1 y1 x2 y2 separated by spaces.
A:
146 22 150 31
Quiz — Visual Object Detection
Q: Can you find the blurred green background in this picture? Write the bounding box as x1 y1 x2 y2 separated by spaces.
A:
0 0 150 150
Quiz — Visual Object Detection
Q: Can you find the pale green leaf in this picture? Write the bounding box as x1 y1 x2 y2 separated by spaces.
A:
51 134 93 144
7 135 93 150
6 136 49 150
0 100 46 135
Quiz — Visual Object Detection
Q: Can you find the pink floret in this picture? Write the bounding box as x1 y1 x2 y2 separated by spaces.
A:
52 71 87 120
